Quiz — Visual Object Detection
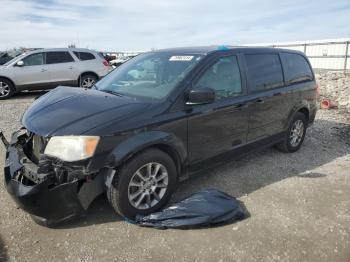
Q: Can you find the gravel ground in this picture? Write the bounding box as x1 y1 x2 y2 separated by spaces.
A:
0 92 350 262
316 71 350 112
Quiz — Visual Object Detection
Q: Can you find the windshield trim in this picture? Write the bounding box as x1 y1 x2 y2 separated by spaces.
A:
3 53 27 66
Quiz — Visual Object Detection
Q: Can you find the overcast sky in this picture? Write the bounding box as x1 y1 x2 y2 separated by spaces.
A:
1 0 350 51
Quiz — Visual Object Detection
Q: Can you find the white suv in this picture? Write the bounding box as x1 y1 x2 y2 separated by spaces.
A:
0 48 111 99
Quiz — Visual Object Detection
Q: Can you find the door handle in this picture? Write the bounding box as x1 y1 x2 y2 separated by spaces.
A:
233 104 244 111
41 69 47 72
273 92 282 96
227 103 246 112
236 103 250 108
68 66 73 69
255 98 264 104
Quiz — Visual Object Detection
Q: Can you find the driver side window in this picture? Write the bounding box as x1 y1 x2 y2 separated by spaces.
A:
195 55 242 101
22 53 44 66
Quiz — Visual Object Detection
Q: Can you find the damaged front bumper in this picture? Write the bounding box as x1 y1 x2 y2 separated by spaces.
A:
2 129 106 226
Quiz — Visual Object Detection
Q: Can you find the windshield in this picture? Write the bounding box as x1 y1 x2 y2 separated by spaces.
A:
96 52 204 99
3 53 26 66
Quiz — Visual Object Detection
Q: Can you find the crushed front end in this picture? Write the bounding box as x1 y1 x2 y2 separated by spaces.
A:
1 129 105 226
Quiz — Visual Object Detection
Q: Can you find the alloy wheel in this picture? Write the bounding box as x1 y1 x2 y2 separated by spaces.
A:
81 78 95 88
128 162 169 210
0 81 10 97
289 119 304 147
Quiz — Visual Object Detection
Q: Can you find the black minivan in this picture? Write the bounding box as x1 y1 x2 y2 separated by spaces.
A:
2 46 317 225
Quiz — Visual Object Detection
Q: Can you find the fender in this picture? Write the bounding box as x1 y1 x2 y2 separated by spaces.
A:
78 71 100 83
283 99 310 130
102 130 187 187
108 130 186 167
0 76 16 91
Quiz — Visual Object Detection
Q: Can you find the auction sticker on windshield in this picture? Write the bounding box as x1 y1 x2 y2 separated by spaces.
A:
169 56 194 61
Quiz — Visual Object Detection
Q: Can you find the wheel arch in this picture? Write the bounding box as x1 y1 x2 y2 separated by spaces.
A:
0 76 16 91
78 71 99 85
103 131 187 184
141 143 183 178
297 107 310 123
284 103 311 130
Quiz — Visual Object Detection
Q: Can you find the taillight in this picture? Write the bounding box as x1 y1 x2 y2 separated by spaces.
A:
316 84 320 95
315 84 320 100
102 60 109 66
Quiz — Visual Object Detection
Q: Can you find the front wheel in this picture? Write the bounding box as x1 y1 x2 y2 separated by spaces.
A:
107 149 177 219
276 112 307 153
0 78 15 100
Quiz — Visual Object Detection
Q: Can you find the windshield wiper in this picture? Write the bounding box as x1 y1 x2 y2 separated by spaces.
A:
100 89 124 97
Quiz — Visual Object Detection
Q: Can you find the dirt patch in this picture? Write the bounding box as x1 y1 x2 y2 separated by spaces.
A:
316 71 350 113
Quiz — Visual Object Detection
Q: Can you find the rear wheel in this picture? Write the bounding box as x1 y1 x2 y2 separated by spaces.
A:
276 112 307 153
80 74 97 88
0 78 15 100
107 149 177 219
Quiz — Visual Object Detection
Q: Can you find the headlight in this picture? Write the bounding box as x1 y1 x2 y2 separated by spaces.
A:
44 136 100 162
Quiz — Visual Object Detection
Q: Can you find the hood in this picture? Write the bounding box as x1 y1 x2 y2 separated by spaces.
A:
22 86 151 136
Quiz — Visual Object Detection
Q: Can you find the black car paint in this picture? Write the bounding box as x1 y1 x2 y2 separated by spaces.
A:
22 86 153 136
2 46 317 224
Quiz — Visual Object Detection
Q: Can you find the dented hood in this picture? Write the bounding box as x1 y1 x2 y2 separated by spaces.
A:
22 86 151 137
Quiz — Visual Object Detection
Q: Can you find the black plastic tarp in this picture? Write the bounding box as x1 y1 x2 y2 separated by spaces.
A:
134 189 245 229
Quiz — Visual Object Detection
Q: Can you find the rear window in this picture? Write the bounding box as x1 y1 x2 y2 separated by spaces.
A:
245 54 284 92
98 52 106 59
74 52 96 61
281 53 313 84
46 51 74 64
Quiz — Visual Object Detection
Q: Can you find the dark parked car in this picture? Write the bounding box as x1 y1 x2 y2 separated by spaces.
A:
1 46 317 226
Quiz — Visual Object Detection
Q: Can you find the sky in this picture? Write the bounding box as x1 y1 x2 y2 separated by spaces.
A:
1 0 350 51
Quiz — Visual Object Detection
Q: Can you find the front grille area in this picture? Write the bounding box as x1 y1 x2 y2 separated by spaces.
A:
12 130 88 187
14 167 37 186
8 129 54 186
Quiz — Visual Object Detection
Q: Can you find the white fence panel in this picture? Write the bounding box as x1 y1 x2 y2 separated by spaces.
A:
307 43 347 56
309 57 346 70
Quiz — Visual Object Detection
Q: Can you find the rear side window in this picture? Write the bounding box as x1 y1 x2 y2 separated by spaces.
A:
74 51 96 61
46 51 74 64
245 54 284 92
281 53 313 84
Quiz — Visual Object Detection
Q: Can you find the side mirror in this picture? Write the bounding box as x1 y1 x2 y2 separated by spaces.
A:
16 60 24 67
185 87 215 105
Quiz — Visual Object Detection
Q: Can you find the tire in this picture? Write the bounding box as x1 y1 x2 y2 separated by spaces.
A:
107 149 177 220
276 112 307 153
30 215 56 228
0 78 15 100
80 74 97 88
